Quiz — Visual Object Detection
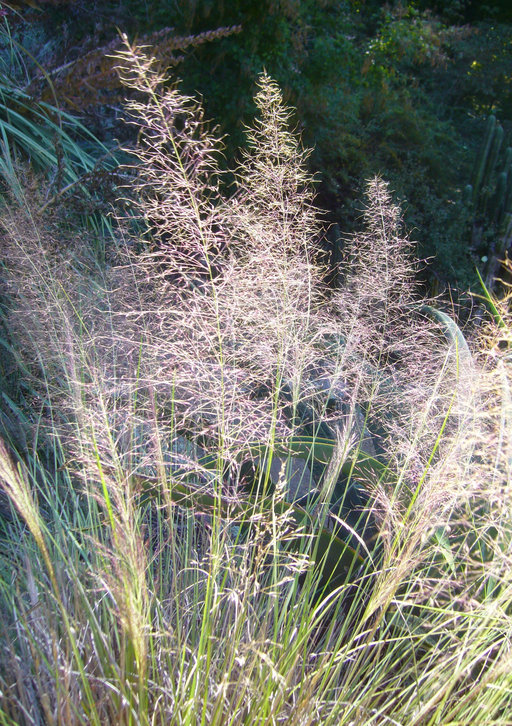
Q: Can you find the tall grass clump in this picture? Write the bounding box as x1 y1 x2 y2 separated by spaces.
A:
0 37 510 724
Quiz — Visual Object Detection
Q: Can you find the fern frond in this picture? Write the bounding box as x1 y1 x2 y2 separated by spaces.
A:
31 25 241 112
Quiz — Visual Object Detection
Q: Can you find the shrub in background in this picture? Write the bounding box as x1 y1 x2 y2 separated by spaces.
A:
9 0 512 289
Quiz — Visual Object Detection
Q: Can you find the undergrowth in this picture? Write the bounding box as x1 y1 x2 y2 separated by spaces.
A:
0 37 510 725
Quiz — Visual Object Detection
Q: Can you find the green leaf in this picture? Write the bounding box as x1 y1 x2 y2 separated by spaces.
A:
433 526 456 575
130 430 388 587
133 469 366 586
199 436 389 483
475 266 507 330
421 304 473 365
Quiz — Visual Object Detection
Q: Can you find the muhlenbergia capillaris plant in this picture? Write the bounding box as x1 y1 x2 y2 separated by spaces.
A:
0 35 510 725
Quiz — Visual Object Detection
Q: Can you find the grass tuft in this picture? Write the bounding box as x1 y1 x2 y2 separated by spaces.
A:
0 41 510 724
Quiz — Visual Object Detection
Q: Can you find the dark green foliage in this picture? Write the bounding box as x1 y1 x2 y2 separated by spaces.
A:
463 114 512 287
413 0 512 23
161 1 509 288
3 1 512 289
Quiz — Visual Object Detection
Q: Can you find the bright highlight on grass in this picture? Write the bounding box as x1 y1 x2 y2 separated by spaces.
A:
0 36 510 725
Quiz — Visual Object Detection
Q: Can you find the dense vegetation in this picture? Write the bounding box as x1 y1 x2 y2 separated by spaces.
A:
0 2 511 724
2 0 511 288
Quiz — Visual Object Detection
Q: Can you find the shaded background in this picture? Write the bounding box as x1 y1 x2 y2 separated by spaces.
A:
1 0 512 290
